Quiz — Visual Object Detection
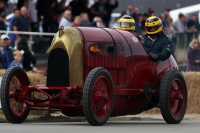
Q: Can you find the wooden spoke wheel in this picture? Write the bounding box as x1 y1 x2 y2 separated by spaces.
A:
83 67 114 126
0 67 30 123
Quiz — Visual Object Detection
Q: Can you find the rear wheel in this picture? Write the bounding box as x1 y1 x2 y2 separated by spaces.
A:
0 67 30 123
159 69 187 124
83 67 114 126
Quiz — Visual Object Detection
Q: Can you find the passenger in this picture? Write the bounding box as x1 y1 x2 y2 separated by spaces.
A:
117 15 135 32
141 16 172 62
117 15 142 40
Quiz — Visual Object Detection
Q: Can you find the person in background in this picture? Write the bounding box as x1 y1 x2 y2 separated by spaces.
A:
186 39 200 71
0 34 14 69
59 9 72 27
68 0 85 18
135 13 145 37
186 14 199 33
90 0 107 22
17 38 36 71
121 5 133 16
93 16 105 27
132 6 140 21
111 17 119 28
8 8 20 48
0 0 7 31
173 13 187 33
0 0 8 19
164 14 176 40
28 0 38 32
9 50 22 68
71 16 82 26
103 0 118 27
0 39 4 69
43 0 60 33
0 17 6 30
80 12 97 27
13 6 31 40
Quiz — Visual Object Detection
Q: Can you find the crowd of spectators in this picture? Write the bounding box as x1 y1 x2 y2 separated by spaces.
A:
0 0 199 71
0 0 199 41
0 34 36 71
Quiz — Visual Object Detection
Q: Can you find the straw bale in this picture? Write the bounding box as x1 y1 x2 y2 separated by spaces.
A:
0 70 199 114
26 72 46 85
0 70 46 85
145 72 200 114
182 72 200 114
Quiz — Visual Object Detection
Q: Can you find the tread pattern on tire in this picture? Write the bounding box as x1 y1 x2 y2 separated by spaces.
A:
0 67 30 123
159 69 187 124
83 67 114 126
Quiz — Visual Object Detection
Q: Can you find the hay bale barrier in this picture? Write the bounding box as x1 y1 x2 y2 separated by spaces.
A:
26 71 46 85
144 72 200 114
0 69 46 115
182 72 200 114
0 70 199 114
0 70 46 85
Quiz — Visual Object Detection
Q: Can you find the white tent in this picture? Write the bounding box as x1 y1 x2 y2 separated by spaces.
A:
169 4 200 22
199 11 200 24
0 77 2 108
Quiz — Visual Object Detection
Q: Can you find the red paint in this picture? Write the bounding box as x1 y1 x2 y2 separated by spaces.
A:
168 78 185 116
15 27 178 117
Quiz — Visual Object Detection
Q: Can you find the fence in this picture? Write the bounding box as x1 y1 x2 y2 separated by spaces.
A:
174 32 200 64
0 30 200 64
0 30 55 53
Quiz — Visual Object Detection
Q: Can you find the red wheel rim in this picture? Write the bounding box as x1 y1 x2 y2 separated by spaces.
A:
8 73 29 117
91 75 112 119
168 78 185 116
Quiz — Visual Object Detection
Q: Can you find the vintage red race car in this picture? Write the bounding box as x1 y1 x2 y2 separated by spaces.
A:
0 26 187 126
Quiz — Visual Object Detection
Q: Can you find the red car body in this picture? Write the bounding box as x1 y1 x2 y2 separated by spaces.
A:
0 27 186 126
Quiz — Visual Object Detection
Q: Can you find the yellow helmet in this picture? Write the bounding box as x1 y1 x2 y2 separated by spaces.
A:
145 16 163 35
118 15 135 31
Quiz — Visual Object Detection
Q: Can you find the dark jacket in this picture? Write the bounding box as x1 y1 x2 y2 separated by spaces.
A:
104 0 118 27
187 47 200 71
22 49 37 71
0 46 14 69
5 46 14 64
0 52 5 69
141 31 172 61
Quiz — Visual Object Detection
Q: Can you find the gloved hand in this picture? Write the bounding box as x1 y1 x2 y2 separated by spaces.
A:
149 52 159 61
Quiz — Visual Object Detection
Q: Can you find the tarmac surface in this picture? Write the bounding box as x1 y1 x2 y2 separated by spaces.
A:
0 117 199 133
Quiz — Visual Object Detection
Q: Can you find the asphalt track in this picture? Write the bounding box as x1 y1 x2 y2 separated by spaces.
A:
0 119 199 133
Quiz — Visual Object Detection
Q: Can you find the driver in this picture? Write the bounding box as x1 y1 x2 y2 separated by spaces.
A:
117 15 135 32
141 16 172 62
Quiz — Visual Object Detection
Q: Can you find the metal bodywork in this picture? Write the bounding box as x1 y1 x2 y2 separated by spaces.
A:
39 27 177 116
1 27 184 125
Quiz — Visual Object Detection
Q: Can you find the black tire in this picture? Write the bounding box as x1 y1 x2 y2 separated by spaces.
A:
159 69 188 124
0 67 30 123
83 67 114 126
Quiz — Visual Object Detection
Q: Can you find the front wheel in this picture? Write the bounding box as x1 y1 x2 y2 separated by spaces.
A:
83 67 114 126
0 67 30 123
159 69 187 124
